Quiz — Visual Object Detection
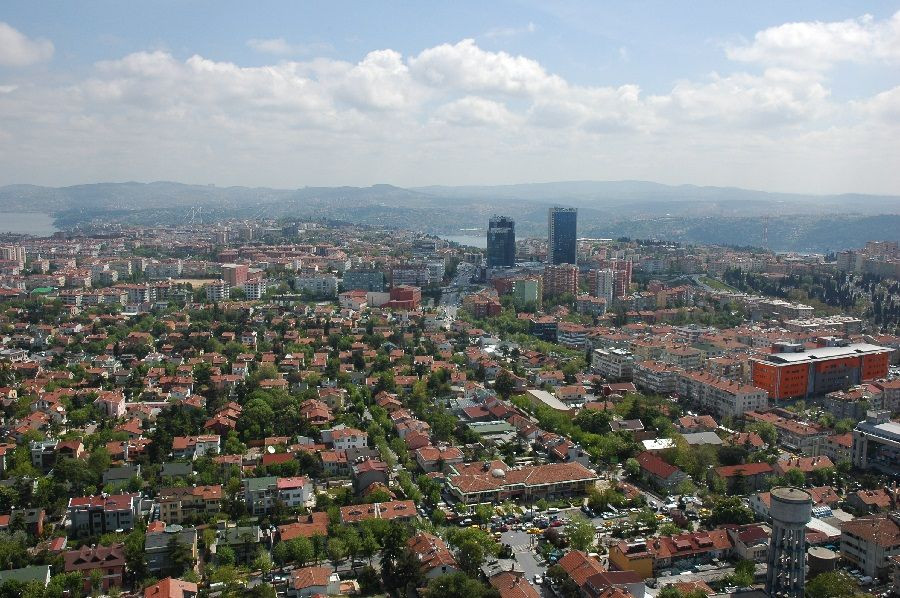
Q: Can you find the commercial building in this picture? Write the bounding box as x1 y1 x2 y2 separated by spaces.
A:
445 460 598 504
548 207 577 265
750 343 891 400
609 530 732 579
852 411 900 476
487 216 516 268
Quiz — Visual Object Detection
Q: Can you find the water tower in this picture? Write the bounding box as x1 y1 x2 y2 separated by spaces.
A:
766 487 812 598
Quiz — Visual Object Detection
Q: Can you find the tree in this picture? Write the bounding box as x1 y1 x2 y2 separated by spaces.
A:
805 571 860 598
625 457 640 477
566 514 596 551
327 537 347 570
252 550 273 576
425 572 495 598
707 496 754 526
166 535 196 577
494 370 516 400
750 422 777 447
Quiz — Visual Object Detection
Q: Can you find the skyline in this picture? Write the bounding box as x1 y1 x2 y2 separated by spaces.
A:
0 2 899 194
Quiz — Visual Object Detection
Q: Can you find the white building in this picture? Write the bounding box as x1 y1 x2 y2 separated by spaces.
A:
295 274 338 298
205 280 230 302
592 348 634 381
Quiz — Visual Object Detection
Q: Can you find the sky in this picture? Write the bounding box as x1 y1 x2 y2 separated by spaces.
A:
1 1 899 194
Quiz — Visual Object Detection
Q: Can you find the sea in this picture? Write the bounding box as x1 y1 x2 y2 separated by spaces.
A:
440 234 486 249
0 212 58 236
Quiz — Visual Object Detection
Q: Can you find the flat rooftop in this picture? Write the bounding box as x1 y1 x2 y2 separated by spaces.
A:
755 343 890 364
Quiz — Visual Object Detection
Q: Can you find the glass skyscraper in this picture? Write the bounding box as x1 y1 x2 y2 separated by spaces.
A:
487 216 516 268
548 207 577 265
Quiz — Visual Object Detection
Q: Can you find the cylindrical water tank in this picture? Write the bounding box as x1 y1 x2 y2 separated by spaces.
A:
807 546 839 576
769 487 812 526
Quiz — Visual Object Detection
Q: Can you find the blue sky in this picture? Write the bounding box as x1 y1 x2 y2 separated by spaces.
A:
1 1 899 193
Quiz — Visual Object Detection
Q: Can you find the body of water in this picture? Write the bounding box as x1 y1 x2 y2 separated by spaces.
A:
0 212 58 236
440 234 486 249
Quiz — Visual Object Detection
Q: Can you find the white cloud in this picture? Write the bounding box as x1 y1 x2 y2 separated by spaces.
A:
434 96 517 127
727 10 900 69
0 21 53 67
246 37 331 56
483 22 537 39
408 38 565 96
0 30 897 193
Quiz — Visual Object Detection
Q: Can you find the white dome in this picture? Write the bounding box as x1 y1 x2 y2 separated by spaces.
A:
491 468 506 478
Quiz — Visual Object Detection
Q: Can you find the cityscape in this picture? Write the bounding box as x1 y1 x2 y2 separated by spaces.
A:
0 4 898 598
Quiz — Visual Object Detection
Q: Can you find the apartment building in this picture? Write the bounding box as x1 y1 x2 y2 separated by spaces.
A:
592 348 634 381
157 485 222 525
67 493 140 537
841 513 900 579
675 371 769 419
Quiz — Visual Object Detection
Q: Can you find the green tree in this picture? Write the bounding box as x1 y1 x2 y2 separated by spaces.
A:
805 571 859 598
425 572 496 598
707 496 754 526
566 514 597 551
625 457 640 477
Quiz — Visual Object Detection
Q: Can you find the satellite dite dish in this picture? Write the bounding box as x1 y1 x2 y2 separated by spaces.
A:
267 446 276 454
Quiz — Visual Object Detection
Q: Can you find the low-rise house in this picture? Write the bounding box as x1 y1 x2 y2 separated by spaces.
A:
64 543 126 592
609 530 733 579
636 452 689 492
144 522 198 576
773 456 834 476
171 435 220 460
725 524 771 562
278 512 329 541
415 445 464 473
144 577 198 598
407 532 459 579
446 461 598 505
287 566 340 598
712 462 774 494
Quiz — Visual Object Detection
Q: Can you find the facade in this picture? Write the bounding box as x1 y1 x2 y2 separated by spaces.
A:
593 268 615 303
407 532 459 579
543 264 578 297
548 207 577 265
295 274 338 298
221 264 248 287
609 530 732 579
751 343 891 400
342 270 385 292
205 281 229 302
145 524 198 575
592 348 634 381
487 216 516 268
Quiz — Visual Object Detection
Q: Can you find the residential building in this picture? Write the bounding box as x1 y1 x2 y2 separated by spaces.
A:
158 485 223 525
67 494 139 537
172 435 220 460
295 274 338 298
287 566 341 598
342 270 385 292
841 513 900 579
64 544 126 592
144 578 198 598
592 348 634 381
407 532 459 579
221 264 248 287
339 500 417 524
713 462 774 494
145 523 198 575
205 280 229 302
675 371 769 419
636 451 689 492
609 530 732 579
544 264 578 296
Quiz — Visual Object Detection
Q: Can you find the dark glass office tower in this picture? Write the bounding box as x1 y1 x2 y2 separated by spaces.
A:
548 207 577 265
487 216 516 268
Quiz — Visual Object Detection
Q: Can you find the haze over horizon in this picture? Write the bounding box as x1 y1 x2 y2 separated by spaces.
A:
1 2 899 195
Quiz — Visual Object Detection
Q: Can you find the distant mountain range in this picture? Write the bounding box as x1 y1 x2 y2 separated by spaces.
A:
1 180 898 252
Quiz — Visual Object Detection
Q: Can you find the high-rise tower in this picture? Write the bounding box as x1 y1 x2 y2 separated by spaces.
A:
548 207 577 265
487 216 516 268
766 487 812 598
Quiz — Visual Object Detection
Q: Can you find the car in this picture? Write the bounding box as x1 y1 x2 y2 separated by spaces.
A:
550 520 563 527
533 575 543 585
528 527 542 535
